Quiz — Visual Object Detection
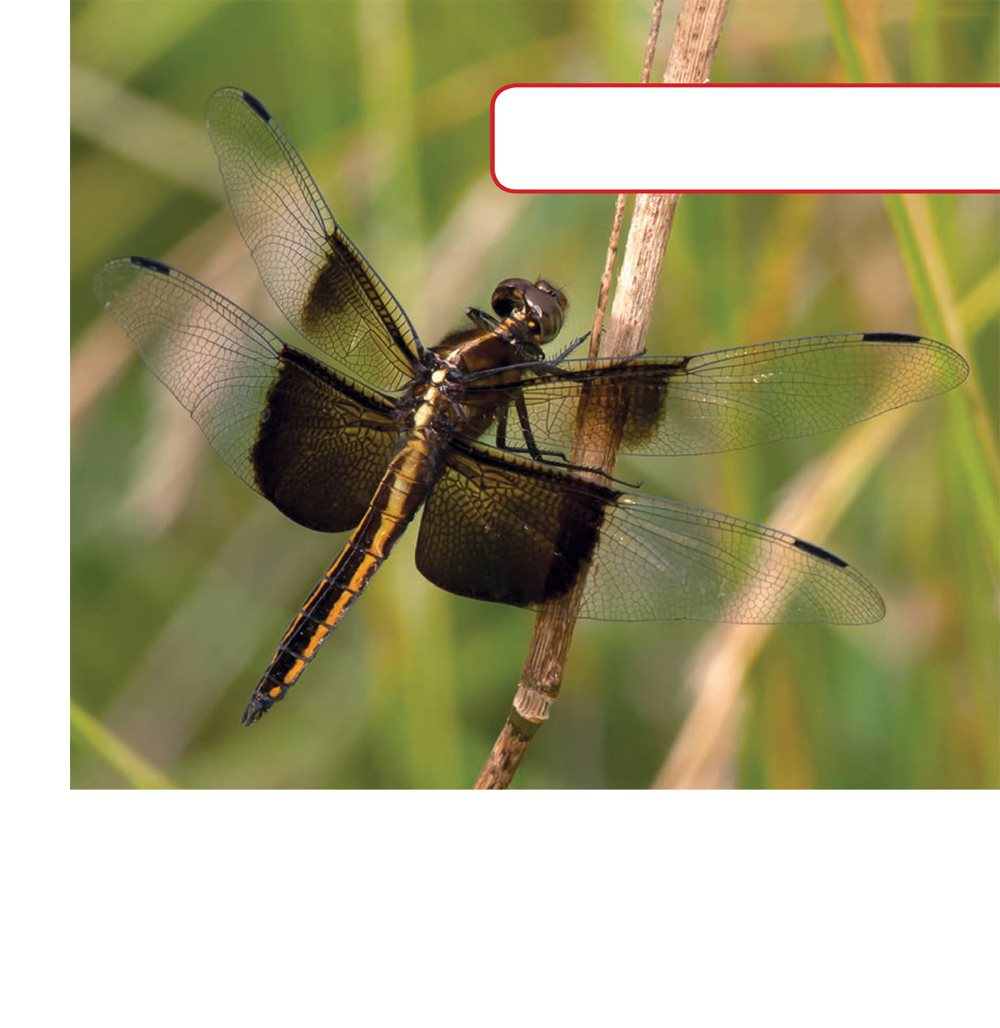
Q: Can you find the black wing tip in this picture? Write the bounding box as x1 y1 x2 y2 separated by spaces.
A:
94 255 171 305
792 537 849 568
208 86 272 122
239 89 272 122
862 331 969 389
129 255 171 275
861 331 923 344
791 538 888 625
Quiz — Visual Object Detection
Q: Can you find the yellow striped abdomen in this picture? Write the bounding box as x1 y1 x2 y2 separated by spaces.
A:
241 427 441 724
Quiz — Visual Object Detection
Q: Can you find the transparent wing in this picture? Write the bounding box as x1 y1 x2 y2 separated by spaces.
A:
417 440 884 625
95 256 401 532
579 493 883 624
206 87 423 393
468 333 968 461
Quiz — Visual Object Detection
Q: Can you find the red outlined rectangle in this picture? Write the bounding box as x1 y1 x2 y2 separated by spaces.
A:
491 83 1000 194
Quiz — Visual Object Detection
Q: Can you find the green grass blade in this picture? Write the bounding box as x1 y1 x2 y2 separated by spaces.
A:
71 701 177 789
824 1 1000 571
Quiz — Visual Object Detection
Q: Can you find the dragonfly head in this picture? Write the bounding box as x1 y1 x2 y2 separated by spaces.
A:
491 278 568 346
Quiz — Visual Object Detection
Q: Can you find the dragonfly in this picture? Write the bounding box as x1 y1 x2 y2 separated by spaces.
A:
95 88 969 726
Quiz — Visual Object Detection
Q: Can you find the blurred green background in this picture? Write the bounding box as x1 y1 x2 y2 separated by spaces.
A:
71 0 998 788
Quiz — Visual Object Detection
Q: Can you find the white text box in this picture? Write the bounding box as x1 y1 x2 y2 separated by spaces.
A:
492 85 1000 192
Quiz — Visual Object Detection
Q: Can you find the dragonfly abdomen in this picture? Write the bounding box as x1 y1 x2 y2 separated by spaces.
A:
241 431 443 724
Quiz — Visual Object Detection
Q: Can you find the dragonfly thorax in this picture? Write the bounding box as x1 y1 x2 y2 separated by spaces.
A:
431 278 568 378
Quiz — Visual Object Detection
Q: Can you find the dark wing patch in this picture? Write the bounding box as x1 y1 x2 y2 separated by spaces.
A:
250 347 401 531
467 333 968 461
95 257 401 532
418 440 885 624
206 87 423 393
416 441 616 608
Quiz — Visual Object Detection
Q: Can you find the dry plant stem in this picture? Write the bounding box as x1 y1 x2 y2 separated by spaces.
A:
474 0 731 790
640 0 666 82
587 0 662 357
589 195 628 361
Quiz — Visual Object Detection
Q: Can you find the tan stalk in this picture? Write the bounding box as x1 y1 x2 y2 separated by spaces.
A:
475 0 731 789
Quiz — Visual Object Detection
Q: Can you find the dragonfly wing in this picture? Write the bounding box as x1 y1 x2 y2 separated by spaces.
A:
206 87 423 393
417 439 884 624
96 256 401 532
470 333 968 461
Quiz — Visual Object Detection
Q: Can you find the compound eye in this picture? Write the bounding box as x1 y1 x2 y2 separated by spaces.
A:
534 279 563 302
490 278 568 342
528 280 568 342
491 278 533 318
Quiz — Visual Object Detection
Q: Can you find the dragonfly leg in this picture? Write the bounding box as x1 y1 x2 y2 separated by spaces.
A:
515 392 568 464
495 394 569 464
550 332 590 364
